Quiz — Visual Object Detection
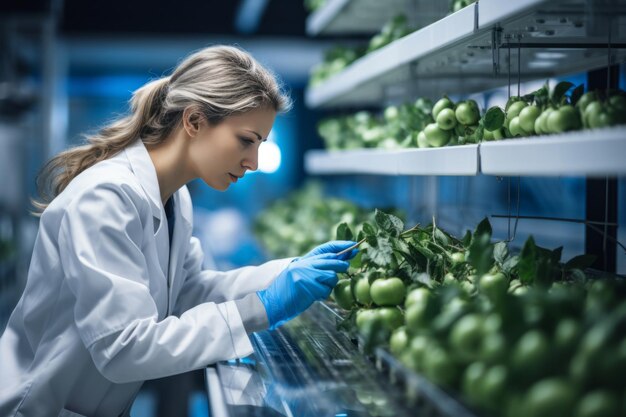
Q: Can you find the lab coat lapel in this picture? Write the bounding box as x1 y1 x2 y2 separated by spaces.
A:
124 139 169 277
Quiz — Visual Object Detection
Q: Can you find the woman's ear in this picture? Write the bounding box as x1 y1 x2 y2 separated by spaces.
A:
182 107 204 138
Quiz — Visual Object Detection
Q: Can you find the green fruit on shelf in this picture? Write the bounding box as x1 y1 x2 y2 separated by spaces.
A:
576 91 598 112
583 101 603 128
478 272 508 302
424 122 452 147
370 277 406 306
548 105 581 133
519 105 541 133
483 128 494 141
507 100 528 118
423 345 458 387
376 307 404 331
540 108 555 133
449 313 484 362
450 251 466 264
405 287 430 309
432 97 454 119
355 277 373 305
478 365 508 411
512 330 551 380
436 108 457 131
535 112 546 135
508 116 526 137
462 361 487 405
389 326 409 356
524 378 577 417
416 130 430 148
480 332 507 364
456 101 480 125
332 279 354 310
574 390 621 417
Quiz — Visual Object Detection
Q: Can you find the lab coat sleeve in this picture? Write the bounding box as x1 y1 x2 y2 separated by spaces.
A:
58 182 254 384
172 236 293 314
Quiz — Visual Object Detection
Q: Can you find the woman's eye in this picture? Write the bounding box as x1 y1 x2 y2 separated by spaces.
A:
239 136 255 146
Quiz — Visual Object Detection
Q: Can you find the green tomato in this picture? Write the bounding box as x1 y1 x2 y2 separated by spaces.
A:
456 101 480 125
548 105 581 133
507 100 528 119
462 361 487 405
436 107 457 130
511 330 551 380
375 307 404 331
389 326 409 356
332 280 354 310
519 105 541 134
404 287 430 309
354 277 372 305
449 313 484 362
356 308 377 331
478 365 508 411
424 122 451 147
491 127 505 140
370 277 406 306
405 299 433 331
432 97 454 119
483 128 494 141
574 390 621 417
450 251 466 265
416 130 430 148
478 272 508 302
541 108 555 133
508 116 526 137
576 91 598 112
584 101 603 128
554 318 581 354
480 332 507 364
443 272 456 285
524 378 577 417
423 345 458 387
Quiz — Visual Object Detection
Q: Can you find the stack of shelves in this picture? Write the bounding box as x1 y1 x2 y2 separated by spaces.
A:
304 0 626 178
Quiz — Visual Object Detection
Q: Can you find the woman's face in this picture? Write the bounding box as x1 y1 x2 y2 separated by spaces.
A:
188 106 276 191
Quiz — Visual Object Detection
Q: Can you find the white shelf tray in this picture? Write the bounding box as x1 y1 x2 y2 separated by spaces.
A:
479 127 626 177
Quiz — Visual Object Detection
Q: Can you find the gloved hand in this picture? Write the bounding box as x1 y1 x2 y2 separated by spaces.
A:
302 240 358 261
257 253 349 330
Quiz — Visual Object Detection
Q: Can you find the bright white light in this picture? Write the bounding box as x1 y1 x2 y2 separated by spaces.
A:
258 138 281 173
528 60 557 69
535 52 567 60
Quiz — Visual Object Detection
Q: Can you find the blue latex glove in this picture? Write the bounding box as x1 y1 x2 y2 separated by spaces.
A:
302 240 359 261
257 253 349 330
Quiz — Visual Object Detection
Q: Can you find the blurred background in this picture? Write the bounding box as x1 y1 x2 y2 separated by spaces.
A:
1 0 625 416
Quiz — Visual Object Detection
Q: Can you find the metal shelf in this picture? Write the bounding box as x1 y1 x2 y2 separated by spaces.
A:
306 128 626 177
306 0 626 109
305 145 480 176
306 4 478 108
480 126 626 177
306 0 448 37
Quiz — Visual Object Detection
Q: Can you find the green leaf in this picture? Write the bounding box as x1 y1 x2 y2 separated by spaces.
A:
570 84 584 106
336 222 354 241
502 255 519 275
551 246 563 264
461 230 472 248
517 236 537 285
568 268 587 284
467 233 494 277
484 106 506 131
434 228 450 247
412 272 433 288
362 222 377 237
415 244 436 260
535 256 555 288
564 254 597 271
551 81 574 104
474 217 493 239
494 241 509 264
393 238 410 254
374 209 404 237
368 236 394 266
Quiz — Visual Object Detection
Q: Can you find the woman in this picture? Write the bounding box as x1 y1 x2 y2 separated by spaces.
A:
0 45 356 416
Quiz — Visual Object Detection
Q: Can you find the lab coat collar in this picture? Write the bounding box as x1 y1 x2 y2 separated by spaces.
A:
124 139 164 220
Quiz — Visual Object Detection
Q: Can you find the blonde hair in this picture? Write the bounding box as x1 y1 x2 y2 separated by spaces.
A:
33 45 291 213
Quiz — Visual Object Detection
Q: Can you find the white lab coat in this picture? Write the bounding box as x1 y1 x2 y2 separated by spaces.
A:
0 139 291 417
